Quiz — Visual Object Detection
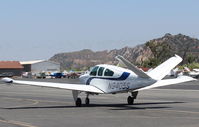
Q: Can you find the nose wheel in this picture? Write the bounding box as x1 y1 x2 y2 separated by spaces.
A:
75 98 82 107
75 97 90 107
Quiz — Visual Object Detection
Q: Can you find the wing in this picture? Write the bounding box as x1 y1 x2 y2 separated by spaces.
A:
1 78 104 94
115 55 151 78
136 76 196 91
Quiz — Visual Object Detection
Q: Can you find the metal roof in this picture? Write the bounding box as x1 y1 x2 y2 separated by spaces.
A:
20 60 60 65
0 61 23 69
20 60 44 65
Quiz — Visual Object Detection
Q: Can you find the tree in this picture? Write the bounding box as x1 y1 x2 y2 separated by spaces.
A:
186 53 196 64
142 58 160 68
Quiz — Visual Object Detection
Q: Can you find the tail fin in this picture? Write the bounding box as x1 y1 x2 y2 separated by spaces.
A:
147 55 182 80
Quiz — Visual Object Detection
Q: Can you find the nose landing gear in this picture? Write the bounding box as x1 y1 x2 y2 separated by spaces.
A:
75 98 82 107
74 91 90 107
75 97 90 107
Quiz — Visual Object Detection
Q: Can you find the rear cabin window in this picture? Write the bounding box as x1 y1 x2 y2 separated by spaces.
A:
90 66 99 76
98 67 104 76
104 69 114 76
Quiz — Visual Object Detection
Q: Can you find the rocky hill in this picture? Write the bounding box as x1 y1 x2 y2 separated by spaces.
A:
146 33 199 64
50 33 199 70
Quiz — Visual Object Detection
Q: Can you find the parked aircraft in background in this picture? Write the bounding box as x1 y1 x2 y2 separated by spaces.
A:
2 55 196 107
184 67 199 78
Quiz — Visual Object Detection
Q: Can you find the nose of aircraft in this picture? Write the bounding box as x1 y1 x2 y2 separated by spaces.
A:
79 73 90 84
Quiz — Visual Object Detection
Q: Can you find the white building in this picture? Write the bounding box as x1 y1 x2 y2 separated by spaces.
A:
20 60 60 74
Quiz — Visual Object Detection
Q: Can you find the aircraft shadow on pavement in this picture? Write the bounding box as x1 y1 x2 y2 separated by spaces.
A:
87 101 185 110
2 101 185 110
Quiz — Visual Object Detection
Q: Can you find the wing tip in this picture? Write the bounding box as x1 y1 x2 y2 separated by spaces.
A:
1 77 13 83
174 54 183 61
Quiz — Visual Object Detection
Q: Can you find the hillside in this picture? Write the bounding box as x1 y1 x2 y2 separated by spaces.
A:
50 33 199 70
146 33 199 64
50 45 153 70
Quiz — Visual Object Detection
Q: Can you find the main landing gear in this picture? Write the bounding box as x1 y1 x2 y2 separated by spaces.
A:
127 96 134 105
127 91 138 105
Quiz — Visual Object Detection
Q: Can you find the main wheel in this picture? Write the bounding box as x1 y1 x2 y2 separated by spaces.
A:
85 98 90 106
127 96 134 105
76 98 82 107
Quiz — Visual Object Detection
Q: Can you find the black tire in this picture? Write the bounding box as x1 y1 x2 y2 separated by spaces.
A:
85 98 90 106
76 98 82 107
127 96 134 105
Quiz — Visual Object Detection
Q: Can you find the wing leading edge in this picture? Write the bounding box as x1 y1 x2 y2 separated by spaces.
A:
1 78 104 94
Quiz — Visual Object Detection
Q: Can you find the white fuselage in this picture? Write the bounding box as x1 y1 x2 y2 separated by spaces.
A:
79 64 156 93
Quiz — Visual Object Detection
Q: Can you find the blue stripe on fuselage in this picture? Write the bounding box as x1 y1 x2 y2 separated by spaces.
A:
86 72 130 85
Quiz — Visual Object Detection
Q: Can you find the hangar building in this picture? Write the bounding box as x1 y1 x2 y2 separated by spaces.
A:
20 60 60 74
0 61 23 77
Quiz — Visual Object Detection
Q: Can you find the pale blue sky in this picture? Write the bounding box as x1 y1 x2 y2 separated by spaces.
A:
0 0 199 60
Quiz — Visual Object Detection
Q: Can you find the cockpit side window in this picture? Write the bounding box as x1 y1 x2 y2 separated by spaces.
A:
98 67 104 76
90 66 99 76
104 69 114 76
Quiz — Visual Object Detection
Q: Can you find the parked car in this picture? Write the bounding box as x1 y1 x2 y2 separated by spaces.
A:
22 72 32 78
66 72 81 79
50 72 63 78
36 72 46 79
0 72 13 77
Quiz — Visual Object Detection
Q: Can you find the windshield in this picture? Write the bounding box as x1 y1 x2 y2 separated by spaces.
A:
90 66 99 76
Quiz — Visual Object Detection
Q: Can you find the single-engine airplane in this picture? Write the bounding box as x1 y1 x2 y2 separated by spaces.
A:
2 55 196 107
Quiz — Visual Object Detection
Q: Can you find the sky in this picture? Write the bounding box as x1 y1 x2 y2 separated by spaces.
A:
0 0 199 61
